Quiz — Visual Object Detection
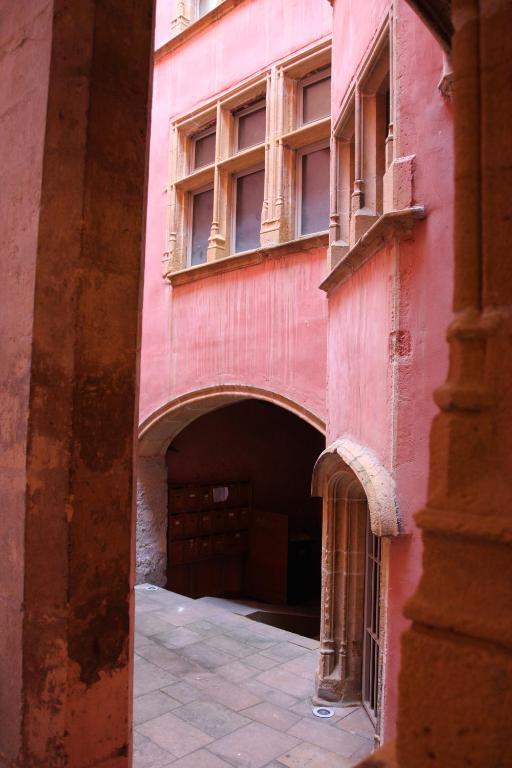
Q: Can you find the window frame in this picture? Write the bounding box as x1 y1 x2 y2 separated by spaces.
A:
231 162 265 255
298 67 332 128
195 0 220 22
295 138 331 239
191 124 216 172
233 99 267 154
187 182 215 267
163 41 332 280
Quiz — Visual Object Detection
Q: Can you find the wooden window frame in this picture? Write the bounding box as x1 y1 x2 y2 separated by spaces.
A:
162 39 332 279
233 99 267 154
191 124 216 172
231 163 265 255
187 182 215 267
195 0 220 21
297 67 332 128
295 139 331 239
328 18 398 271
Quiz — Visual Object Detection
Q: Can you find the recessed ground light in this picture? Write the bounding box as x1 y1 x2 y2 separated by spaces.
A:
145 585 159 591
312 706 335 718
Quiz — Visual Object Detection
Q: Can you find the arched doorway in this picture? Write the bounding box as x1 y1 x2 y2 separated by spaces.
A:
137 389 325 637
312 437 400 734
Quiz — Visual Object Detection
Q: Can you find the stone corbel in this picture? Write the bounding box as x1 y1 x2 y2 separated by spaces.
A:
438 51 454 101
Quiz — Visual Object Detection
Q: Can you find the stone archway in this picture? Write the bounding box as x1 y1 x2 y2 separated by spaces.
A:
311 436 400 734
137 386 325 585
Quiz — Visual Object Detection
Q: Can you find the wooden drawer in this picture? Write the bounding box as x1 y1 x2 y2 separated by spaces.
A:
197 536 212 560
226 530 248 554
185 486 202 512
182 538 199 563
212 510 226 532
239 507 250 529
169 487 185 514
212 533 226 556
225 509 239 531
183 513 199 538
169 514 187 539
226 482 240 507
169 539 185 565
198 511 213 534
199 486 212 509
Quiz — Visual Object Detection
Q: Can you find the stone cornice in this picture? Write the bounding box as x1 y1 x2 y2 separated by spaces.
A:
319 206 425 294
168 233 328 287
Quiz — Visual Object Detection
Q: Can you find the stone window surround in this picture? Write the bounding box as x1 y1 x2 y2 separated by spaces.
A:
162 38 332 281
325 11 423 294
311 436 400 742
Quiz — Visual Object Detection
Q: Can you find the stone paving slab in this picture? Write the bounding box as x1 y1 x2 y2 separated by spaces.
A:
134 585 374 768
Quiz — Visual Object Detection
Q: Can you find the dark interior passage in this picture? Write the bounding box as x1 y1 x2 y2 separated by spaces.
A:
166 399 325 635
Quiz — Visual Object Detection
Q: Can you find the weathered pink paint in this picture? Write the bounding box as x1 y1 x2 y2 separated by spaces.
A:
141 0 453 743
329 0 454 738
141 0 332 426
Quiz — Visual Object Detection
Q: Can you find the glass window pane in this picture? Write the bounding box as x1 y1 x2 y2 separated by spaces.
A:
235 168 264 252
301 146 330 235
302 76 331 124
194 131 215 169
237 106 266 151
191 188 213 266
198 0 217 18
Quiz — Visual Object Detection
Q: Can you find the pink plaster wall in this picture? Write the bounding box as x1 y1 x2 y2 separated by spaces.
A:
330 0 454 739
141 0 332 426
140 249 328 423
331 0 390 117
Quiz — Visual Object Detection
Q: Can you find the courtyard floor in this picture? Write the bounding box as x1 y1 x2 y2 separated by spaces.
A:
134 585 374 768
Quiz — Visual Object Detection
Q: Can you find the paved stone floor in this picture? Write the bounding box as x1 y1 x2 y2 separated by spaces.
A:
134 585 374 768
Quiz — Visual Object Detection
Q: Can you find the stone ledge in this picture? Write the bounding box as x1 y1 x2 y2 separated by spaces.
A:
167 233 328 286
319 206 425 294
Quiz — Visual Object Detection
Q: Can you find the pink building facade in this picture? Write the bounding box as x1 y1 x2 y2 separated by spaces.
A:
138 0 453 742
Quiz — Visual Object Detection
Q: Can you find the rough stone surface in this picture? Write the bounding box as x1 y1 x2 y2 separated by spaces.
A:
137 457 168 586
0 0 153 764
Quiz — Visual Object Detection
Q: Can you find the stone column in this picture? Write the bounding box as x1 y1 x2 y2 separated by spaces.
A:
136 457 168 586
0 0 153 765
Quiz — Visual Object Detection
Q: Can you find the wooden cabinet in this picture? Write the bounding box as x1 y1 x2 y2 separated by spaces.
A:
167 481 251 599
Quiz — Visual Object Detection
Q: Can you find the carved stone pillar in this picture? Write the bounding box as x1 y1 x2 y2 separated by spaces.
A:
0 1 153 764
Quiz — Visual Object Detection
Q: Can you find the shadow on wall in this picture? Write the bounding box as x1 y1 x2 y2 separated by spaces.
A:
163 399 325 611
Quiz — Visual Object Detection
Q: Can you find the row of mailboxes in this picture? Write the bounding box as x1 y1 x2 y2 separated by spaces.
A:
169 482 251 514
169 508 250 539
169 531 249 565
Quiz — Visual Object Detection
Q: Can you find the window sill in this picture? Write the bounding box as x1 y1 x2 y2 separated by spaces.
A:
281 117 331 149
319 206 425 294
167 232 328 287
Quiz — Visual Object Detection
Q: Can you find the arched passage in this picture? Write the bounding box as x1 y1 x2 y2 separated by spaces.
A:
312 436 400 734
137 388 325 634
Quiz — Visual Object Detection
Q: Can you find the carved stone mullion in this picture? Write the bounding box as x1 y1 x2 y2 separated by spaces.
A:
352 84 365 213
208 102 227 261
318 483 337 681
163 124 181 279
261 71 273 231
329 132 339 248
